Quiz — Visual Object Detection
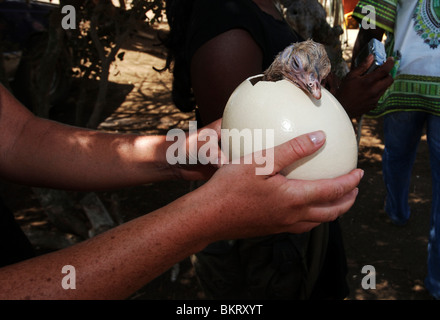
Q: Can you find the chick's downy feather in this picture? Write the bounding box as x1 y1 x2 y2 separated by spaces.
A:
263 40 331 99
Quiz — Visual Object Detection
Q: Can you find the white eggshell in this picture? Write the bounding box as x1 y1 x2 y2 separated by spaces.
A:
221 74 358 180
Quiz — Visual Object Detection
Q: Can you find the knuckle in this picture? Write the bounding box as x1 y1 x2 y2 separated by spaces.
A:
323 206 343 222
328 184 346 201
288 137 308 158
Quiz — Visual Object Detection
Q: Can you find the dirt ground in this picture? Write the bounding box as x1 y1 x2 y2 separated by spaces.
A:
0 22 436 300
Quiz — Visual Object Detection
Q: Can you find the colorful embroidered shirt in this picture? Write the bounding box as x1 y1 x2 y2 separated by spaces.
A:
353 0 440 117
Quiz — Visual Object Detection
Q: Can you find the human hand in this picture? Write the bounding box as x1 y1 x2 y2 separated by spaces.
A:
196 131 363 241
171 119 225 181
335 55 394 118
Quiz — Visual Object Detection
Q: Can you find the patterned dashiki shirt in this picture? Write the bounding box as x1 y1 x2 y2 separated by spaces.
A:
353 0 440 117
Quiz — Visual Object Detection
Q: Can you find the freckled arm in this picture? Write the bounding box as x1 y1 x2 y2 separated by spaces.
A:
0 85 180 190
0 185 218 299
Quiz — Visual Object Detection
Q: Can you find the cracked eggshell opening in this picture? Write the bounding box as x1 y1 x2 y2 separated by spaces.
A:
221 74 358 180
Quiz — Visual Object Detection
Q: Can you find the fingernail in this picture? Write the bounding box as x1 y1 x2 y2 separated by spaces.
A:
309 131 326 145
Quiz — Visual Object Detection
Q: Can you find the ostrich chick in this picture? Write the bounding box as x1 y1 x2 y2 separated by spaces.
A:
262 40 331 100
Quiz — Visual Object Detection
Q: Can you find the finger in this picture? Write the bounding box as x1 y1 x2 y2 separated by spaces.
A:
286 221 321 234
369 57 394 79
375 60 395 87
188 118 224 167
290 168 364 204
196 128 228 168
367 63 394 100
352 54 374 76
199 118 230 168
380 57 394 73
371 76 394 102
284 186 360 234
269 131 327 174
305 187 359 223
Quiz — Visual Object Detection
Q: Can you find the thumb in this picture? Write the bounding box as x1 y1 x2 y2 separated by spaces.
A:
270 131 326 175
352 54 374 76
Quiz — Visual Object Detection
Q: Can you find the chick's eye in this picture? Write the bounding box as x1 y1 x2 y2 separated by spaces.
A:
291 57 301 70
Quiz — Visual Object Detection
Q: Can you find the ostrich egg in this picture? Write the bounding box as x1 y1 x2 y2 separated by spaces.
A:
221 75 358 180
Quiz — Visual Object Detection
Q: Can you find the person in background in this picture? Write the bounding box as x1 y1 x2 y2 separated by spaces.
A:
352 0 440 299
162 0 393 299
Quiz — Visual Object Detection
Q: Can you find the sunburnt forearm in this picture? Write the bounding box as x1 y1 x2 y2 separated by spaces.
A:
1 118 176 189
0 189 211 299
0 88 177 189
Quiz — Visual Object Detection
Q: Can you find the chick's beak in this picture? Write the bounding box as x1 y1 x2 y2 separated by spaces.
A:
307 80 322 100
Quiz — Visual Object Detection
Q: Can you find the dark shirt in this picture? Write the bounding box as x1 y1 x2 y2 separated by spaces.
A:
0 196 35 267
187 0 303 71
